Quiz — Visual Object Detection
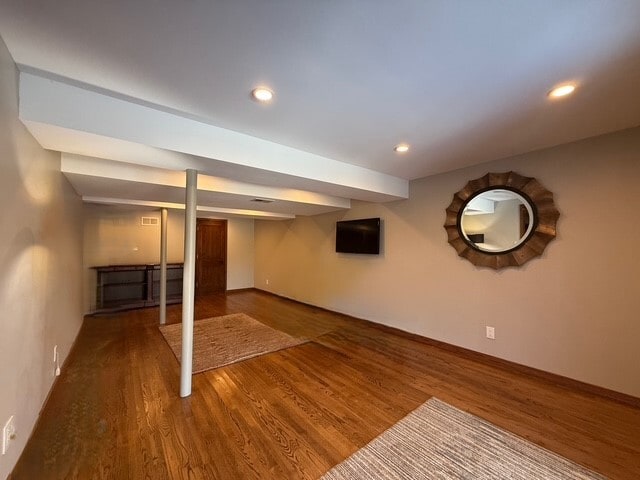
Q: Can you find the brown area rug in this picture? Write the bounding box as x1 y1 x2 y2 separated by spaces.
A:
159 313 308 374
321 397 605 480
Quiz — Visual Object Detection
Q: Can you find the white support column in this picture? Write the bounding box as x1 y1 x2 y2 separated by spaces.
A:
180 169 197 398
159 208 168 325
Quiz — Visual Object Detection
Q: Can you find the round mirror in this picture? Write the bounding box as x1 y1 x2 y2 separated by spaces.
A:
444 172 559 269
460 189 535 253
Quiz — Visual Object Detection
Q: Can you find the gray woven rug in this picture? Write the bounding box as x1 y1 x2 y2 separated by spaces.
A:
159 313 307 374
321 397 605 480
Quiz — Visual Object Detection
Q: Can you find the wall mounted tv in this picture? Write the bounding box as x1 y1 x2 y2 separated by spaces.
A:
335 218 381 254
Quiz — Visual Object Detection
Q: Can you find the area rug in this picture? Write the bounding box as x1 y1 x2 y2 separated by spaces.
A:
159 313 308 374
321 397 605 480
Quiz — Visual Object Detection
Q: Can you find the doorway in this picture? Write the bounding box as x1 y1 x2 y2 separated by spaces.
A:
196 219 227 295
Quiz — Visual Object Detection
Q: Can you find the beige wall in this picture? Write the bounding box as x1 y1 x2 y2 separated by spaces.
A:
83 205 186 265
83 206 254 312
227 218 255 290
0 38 84 479
255 126 640 398
82 205 185 312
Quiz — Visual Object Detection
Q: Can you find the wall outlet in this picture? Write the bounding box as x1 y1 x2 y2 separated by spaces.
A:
53 345 58 377
265 279 269 285
486 326 496 340
54 345 61 376
2 416 15 455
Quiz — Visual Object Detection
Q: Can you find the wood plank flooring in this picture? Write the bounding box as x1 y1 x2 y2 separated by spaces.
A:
10 290 640 479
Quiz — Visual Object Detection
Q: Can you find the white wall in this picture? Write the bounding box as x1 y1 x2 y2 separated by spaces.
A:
255 126 640 398
0 38 83 479
83 206 254 311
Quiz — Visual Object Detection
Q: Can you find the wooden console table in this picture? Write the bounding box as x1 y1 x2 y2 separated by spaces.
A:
93 263 183 312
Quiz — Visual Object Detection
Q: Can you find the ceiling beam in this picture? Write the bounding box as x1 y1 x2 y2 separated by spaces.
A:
62 153 350 211
20 71 409 202
83 197 295 220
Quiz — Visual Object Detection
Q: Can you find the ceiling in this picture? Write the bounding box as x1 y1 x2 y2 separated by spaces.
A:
2 1 640 218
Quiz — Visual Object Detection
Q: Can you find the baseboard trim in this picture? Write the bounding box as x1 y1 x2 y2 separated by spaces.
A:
38 322 84 411
226 287 255 294
10 316 86 478
253 288 640 409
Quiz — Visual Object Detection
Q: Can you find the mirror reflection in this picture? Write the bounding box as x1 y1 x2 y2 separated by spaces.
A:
460 189 534 253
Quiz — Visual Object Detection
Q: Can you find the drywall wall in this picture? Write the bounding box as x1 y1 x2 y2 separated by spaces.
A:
83 206 254 312
82 205 186 312
255 126 640 398
0 37 83 479
227 218 255 290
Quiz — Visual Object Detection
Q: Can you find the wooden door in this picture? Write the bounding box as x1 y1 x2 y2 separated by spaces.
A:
196 219 227 295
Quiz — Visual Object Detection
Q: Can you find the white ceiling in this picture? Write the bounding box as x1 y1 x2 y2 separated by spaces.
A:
2 1 640 217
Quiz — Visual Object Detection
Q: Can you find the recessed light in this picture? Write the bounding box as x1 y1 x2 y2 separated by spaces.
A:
548 84 576 98
251 87 274 102
394 144 410 153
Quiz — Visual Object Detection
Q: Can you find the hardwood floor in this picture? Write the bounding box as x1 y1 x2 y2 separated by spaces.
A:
10 290 640 479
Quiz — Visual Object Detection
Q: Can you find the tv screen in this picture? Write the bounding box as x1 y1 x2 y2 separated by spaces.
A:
336 218 381 254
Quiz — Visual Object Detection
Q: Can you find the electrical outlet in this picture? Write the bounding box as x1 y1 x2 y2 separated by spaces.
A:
53 345 60 376
2 416 15 455
486 326 495 340
265 279 269 285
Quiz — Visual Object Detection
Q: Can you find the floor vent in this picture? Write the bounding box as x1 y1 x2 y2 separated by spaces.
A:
250 198 274 203
141 216 159 226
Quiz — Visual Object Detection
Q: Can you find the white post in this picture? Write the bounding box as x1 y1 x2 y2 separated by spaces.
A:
159 208 168 325
180 169 197 397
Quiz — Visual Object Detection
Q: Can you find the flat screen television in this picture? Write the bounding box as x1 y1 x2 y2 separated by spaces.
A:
335 218 381 254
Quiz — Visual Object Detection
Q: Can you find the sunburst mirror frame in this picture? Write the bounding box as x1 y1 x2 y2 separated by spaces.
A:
444 172 559 269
